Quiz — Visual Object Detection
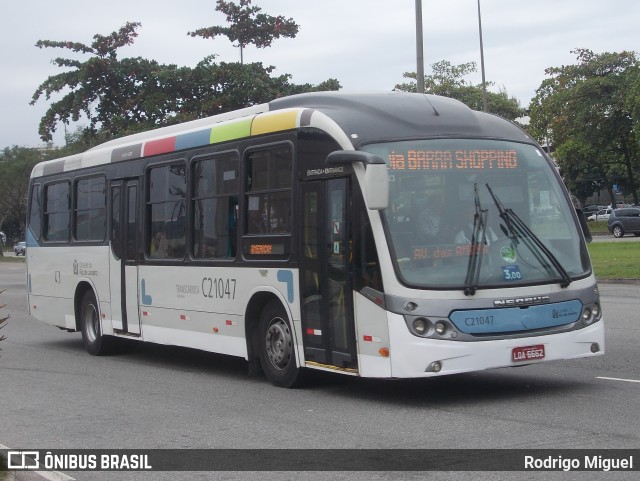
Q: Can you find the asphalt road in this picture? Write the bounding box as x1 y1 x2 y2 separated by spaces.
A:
1 263 638 481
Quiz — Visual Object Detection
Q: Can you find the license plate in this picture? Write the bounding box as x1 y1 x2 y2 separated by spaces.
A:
512 344 545 362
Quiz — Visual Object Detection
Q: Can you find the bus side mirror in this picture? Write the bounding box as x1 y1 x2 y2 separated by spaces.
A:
326 151 389 210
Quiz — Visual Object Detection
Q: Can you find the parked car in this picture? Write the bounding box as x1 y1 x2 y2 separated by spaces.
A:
587 208 612 222
14 241 26 256
608 201 632 209
583 204 605 216
608 208 640 238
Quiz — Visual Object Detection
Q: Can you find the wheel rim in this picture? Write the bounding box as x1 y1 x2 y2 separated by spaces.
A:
614 226 623 237
84 303 99 344
265 317 292 371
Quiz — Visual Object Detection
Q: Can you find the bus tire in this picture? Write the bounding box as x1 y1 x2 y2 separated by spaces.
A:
80 291 112 356
258 300 302 388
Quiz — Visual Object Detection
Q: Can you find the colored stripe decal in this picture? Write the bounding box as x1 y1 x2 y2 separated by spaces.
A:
103 108 305 164
144 136 177 157
211 118 252 143
175 129 212 151
251 110 298 135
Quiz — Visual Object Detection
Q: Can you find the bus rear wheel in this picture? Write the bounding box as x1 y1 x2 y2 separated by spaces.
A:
80 291 112 355
258 300 302 388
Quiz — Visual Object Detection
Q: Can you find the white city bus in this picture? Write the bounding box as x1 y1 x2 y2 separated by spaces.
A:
26 92 604 387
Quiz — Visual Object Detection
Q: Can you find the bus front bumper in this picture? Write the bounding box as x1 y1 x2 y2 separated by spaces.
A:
386 313 605 378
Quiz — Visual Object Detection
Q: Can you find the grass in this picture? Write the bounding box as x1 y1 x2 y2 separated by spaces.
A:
1 245 25 262
587 220 610 235
0 255 24 263
588 242 640 280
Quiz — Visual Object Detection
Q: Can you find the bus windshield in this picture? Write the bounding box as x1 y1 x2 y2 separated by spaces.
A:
362 138 591 290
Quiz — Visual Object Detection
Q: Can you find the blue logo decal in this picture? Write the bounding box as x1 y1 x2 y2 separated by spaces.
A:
277 270 294 303
141 278 153 305
450 300 583 334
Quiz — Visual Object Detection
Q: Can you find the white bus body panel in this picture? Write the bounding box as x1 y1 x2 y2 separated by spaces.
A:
28 245 111 331
353 291 392 377
27 244 303 363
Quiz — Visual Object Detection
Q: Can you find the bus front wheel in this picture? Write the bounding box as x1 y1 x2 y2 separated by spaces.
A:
258 300 302 388
80 291 112 356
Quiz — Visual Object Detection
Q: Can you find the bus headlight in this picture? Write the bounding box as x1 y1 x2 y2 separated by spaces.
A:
434 321 447 335
582 303 603 326
413 318 428 335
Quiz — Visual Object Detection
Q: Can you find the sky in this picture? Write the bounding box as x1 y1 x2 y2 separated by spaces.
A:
1 0 639 149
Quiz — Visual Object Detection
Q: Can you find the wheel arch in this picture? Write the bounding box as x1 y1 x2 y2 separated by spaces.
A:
73 281 98 332
244 289 299 365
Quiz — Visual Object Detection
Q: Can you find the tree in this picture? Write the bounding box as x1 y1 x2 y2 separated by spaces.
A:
32 21 339 144
395 60 524 121
176 56 339 122
189 0 299 64
31 22 194 142
529 49 640 206
0 146 46 250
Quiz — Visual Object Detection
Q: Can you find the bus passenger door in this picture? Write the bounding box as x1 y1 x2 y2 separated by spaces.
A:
109 179 141 335
300 178 357 371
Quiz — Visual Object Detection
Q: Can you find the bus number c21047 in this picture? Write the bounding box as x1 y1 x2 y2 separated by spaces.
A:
202 277 237 300
465 315 494 327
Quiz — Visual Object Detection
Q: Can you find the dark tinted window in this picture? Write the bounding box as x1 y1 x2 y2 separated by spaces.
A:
44 181 70 242
75 177 106 241
192 154 239 259
28 184 41 241
111 186 121 259
245 146 292 235
147 163 187 259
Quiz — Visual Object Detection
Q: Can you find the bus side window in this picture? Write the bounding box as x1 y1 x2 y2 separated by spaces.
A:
111 186 121 259
28 184 42 241
43 181 70 242
245 145 292 236
147 162 186 259
192 153 239 260
354 207 383 292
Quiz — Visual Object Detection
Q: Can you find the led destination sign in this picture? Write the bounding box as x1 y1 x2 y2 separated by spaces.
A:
388 149 518 171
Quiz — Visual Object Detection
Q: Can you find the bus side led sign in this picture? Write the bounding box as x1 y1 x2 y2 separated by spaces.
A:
250 244 273 255
248 243 285 255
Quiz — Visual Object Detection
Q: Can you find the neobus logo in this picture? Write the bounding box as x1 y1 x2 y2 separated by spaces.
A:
493 296 550 307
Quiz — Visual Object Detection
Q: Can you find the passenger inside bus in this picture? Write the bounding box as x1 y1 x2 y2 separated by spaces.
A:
150 231 169 258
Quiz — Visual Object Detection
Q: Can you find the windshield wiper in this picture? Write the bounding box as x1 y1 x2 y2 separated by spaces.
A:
485 184 572 288
464 183 488 296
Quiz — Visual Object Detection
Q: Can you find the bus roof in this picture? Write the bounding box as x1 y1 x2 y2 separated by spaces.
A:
31 91 533 178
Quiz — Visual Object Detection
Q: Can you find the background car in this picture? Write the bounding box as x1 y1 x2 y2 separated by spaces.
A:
583 204 605 216
14 241 26 256
587 208 612 222
607 208 640 238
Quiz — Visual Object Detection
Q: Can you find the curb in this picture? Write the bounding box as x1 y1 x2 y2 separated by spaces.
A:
596 278 640 285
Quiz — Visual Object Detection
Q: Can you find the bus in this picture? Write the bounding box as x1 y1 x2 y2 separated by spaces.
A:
26 91 604 387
